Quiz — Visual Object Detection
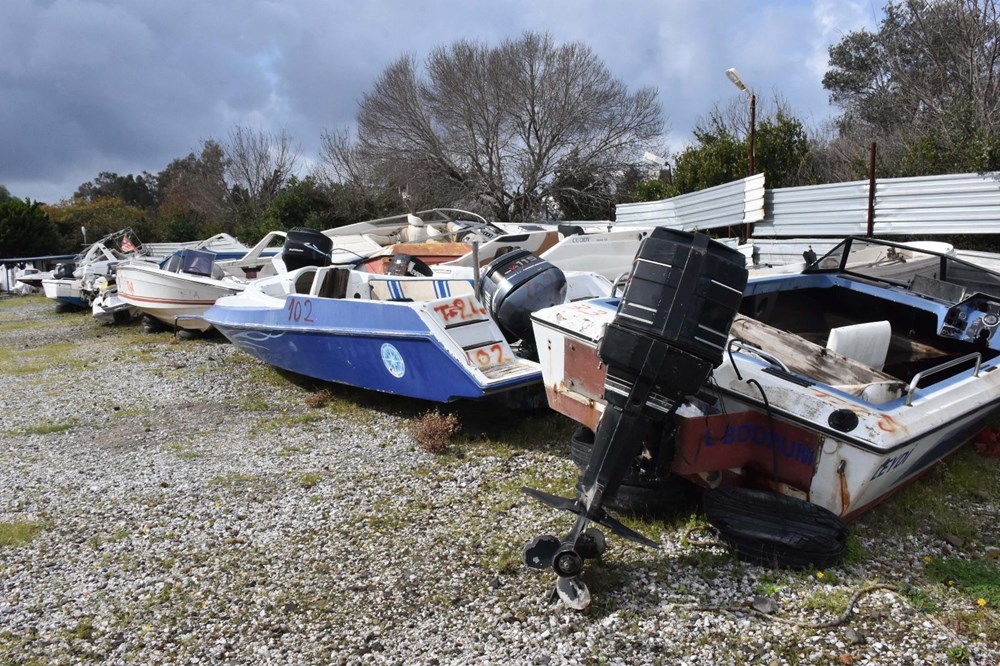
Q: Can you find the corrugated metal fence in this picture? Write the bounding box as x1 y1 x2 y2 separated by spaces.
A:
616 171 1000 238
755 172 1000 237
615 174 765 231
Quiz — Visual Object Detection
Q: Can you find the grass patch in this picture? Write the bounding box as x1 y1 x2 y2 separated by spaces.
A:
926 558 1000 607
22 418 77 435
0 520 44 547
239 396 270 412
801 587 852 615
0 341 84 377
298 472 322 489
859 446 1000 542
210 472 261 488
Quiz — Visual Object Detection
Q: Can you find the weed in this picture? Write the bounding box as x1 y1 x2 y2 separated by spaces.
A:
299 472 322 489
210 472 260 488
926 558 1000 607
947 644 970 664
411 409 461 454
22 419 77 435
801 588 851 615
0 520 44 547
240 397 270 412
898 583 939 613
305 389 333 408
74 617 95 641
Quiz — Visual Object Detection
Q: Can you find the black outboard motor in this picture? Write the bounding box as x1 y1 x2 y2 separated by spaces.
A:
480 249 567 346
282 228 333 271
522 228 748 608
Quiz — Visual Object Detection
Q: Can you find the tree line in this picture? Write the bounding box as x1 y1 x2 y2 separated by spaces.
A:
2 0 998 258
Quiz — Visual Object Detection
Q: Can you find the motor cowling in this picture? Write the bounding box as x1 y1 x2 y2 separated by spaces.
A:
282 228 333 271
480 249 566 344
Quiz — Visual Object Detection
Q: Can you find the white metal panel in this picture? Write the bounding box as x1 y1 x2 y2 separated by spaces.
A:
756 171 1000 237
615 174 765 231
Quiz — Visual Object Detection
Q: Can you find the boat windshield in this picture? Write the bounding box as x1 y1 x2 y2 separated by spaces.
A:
805 237 1000 300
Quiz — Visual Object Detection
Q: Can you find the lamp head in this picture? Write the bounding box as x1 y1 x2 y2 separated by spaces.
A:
725 68 748 92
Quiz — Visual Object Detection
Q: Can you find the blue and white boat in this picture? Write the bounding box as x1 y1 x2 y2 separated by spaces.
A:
201 224 651 401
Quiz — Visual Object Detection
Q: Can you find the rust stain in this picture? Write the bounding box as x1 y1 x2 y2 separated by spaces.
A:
837 459 851 514
877 414 899 432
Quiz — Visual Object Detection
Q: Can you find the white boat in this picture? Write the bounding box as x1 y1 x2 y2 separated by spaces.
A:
123 209 652 334
522 230 1000 608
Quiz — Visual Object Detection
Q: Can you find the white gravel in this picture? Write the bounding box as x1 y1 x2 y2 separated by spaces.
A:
1 294 998 665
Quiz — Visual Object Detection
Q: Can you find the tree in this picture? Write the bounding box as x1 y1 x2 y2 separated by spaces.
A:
0 198 61 258
0 184 13 204
671 99 813 193
154 140 232 240
74 171 158 209
821 0 1000 177
223 126 300 226
44 197 151 250
324 32 663 222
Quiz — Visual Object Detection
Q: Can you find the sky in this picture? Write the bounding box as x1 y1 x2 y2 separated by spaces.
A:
0 0 883 204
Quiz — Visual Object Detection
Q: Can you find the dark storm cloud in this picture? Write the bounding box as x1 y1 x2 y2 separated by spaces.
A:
0 0 874 203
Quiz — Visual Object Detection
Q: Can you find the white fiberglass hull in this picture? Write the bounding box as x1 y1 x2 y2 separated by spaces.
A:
117 263 245 331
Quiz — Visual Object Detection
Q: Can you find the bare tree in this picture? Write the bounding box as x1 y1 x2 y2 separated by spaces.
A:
323 32 663 221
223 126 300 222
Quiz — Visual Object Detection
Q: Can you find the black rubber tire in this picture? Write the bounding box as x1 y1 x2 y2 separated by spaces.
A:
570 426 696 516
54 302 80 314
570 426 595 469
142 315 165 333
702 487 847 569
176 328 201 340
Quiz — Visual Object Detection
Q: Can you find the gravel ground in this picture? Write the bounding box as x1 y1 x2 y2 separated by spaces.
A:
1 294 998 665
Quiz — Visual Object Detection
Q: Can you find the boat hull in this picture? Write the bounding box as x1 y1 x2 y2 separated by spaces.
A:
205 295 540 402
41 278 87 308
117 264 243 331
531 295 1000 520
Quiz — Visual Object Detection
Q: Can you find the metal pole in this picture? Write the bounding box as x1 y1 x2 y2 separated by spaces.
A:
748 92 756 177
744 92 756 243
867 142 877 237
471 241 481 299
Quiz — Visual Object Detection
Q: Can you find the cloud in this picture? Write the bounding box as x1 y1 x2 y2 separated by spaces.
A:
0 0 882 203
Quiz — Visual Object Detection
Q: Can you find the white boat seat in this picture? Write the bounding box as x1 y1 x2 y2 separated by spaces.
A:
826 320 891 370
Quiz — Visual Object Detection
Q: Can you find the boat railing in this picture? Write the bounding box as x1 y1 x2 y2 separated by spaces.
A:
905 352 981 406
727 338 791 378
611 272 630 297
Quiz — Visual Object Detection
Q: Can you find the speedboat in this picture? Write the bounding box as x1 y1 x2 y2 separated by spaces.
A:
40 229 149 310
201 221 653 401
522 231 1000 608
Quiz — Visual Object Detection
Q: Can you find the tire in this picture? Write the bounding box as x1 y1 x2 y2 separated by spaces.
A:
702 487 847 569
570 426 595 469
142 315 165 333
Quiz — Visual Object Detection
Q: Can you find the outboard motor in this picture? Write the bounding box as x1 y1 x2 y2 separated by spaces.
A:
282 227 333 271
522 228 748 609
480 249 567 346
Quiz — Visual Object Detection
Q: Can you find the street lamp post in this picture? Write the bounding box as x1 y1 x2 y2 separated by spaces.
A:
725 68 755 177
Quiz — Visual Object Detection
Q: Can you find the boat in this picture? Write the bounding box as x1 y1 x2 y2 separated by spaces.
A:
521 230 1000 608
201 222 652 402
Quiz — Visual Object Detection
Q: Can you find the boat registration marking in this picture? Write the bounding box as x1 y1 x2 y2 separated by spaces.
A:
869 449 911 481
465 342 510 368
286 297 316 323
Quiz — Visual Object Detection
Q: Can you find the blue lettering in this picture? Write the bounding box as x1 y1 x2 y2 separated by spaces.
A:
752 426 766 446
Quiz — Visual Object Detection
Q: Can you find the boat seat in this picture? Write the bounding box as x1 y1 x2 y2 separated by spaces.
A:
826 320 891 371
369 278 475 302
731 315 899 392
